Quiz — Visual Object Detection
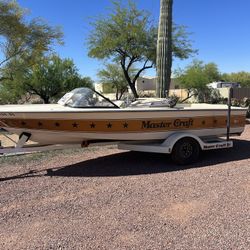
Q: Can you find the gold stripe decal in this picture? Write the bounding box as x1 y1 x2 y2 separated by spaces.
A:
0 115 246 133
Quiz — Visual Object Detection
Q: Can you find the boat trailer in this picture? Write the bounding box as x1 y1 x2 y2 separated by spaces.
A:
0 88 237 164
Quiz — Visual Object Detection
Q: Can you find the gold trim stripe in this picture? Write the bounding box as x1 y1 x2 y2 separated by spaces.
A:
0 115 246 133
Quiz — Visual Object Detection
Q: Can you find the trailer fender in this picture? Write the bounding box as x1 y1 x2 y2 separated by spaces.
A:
161 132 204 153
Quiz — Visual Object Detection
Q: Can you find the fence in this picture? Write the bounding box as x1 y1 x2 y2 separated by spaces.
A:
232 88 250 99
169 89 188 100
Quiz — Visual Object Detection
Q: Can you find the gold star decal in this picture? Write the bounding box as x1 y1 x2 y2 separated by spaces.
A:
72 122 79 128
123 122 128 128
107 123 112 128
90 123 96 128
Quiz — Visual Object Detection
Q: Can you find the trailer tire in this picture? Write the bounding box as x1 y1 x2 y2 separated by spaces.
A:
171 137 200 165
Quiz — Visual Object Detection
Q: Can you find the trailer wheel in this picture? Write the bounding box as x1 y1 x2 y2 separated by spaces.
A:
171 137 200 165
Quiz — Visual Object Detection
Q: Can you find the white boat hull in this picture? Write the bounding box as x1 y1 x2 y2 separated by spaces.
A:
0 104 246 145
4 127 245 145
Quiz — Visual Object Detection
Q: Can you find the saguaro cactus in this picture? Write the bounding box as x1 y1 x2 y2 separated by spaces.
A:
156 0 173 98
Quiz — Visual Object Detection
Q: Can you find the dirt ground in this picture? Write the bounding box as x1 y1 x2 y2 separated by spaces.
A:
0 126 250 249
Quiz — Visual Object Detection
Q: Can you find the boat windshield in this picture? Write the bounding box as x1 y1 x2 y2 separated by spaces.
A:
58 87 119 108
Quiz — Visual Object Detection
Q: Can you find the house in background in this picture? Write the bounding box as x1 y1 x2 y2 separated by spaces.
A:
207 81 250 99
207 81 241 89
95 76 184 99
135 76 176 92
95 76 177 93
134 76 186 99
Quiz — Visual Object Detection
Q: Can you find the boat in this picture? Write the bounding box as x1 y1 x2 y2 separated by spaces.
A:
0 87 247 145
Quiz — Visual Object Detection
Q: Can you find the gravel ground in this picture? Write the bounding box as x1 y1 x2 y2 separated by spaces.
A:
0 126 250 250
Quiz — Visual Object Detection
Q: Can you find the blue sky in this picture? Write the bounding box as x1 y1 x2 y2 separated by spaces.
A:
17 0 250 80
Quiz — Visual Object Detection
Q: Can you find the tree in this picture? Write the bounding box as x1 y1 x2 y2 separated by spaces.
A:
97 63 136 100
0 79 25 104
156 0 173 98
88 0 196 98
176 61 221 102
203 63 221 83
0 0 63 82
22 55 93 103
